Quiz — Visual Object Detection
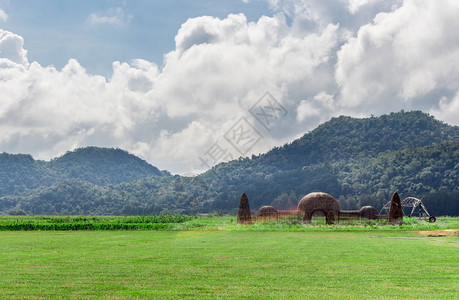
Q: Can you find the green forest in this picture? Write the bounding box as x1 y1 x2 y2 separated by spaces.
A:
1 111 458 216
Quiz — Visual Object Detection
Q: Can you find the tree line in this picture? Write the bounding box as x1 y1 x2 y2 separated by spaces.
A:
1 111 458 216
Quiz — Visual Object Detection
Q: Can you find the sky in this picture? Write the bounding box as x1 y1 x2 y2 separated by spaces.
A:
0 0 458 174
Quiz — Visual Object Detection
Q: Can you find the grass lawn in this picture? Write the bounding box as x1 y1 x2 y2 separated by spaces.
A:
0 230 458 299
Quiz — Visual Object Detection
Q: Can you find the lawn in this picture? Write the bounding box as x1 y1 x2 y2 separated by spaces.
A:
0 229 458 299
1 215 458 231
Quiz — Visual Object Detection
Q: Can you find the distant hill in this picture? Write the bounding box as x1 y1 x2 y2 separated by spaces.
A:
0 147 164 199
1 111 458 216
257 110 458 169
194 111 459 210
0 153 55 196
49 147 163 185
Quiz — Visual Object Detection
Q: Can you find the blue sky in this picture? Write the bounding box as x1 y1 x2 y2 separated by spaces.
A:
1 0 272 76
0 0 458 173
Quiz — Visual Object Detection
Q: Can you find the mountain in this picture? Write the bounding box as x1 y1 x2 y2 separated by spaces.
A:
0 147 164 198
257 110 457 169
48 147 163 185
0 153 56 196
194 111 458 210
1 111 458 216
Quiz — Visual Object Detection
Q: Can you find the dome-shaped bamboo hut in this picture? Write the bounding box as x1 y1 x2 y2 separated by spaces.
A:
298 192 340 224
256 206 278 218
359 206 378 220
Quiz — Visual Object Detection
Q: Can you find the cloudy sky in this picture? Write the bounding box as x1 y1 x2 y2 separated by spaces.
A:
0 0 458 174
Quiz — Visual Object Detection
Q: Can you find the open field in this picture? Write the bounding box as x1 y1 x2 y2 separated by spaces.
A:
0 220 458 299
1 215 458 231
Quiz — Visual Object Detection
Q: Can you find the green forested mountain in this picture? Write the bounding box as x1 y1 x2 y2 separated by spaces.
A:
0 147 164 197
1 111 458 216
256 110 457 169
0 153 56 196
48 147 164 185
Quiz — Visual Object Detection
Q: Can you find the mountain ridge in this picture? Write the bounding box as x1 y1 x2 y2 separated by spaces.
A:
1 111 458 216
0 147 165 197
255 110 457 169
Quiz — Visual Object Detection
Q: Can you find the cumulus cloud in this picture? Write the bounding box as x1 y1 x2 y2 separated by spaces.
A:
0 29 28 65
335 0 459 116
0 8 7 22
145 13 339 170
0 13 338 173
296 91 334 122
267 0 401 30
88 7 133 26
0 57 159 159
1 0 459 174
343 0 383 14
430 93 459 127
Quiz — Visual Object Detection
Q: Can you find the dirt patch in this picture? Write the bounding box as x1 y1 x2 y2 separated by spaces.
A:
414 229 459 237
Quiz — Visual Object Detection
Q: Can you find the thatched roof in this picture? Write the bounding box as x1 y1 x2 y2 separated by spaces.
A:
359 206 378 220
256 206 278 217
297 192 340 224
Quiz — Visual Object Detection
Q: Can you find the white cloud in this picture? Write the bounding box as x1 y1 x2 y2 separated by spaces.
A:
342 0 382 14
296 101 320 122
88 7 133 26
296 91 334 122
335 0 459 114
0 29 28 65
0 14 338 173
267 0 401 30
430 93 459 126
145 13 339 171
0 8 7 22
1 0 459 174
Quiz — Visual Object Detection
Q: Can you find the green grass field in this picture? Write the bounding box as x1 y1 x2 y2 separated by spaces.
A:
1 215 458 231
0 217 458 299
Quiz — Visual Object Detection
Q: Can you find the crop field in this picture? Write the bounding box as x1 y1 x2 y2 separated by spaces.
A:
0 216 458 299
